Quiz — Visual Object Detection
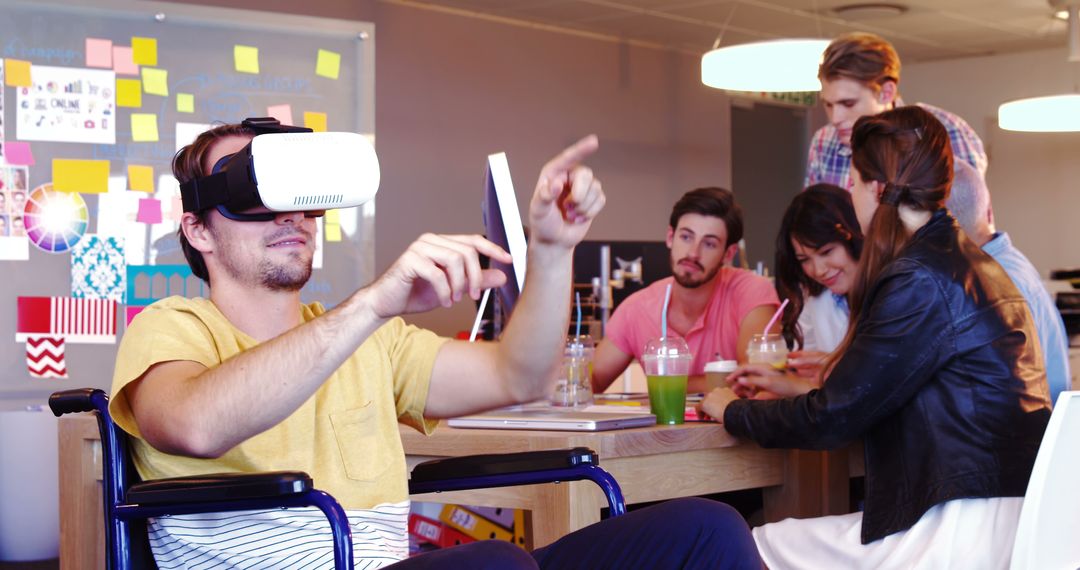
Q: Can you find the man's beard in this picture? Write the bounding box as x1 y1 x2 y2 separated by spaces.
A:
259 255 312 291
671 256 720 289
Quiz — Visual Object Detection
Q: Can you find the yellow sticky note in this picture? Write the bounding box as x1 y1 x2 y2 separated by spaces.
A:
325 209 340 224
131 113 159 142
304 111 327 132
131 37 158 66
53 159 110 194
315 49 341 79
4 59 32 87
325 223 342 242
116 78 142 108
141 68 168 96
234 45 259 74
176 93 194 113
127 165 155 192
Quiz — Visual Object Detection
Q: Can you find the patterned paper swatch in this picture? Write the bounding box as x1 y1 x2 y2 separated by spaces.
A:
26 336 67 378
71 235 126 301
16 296 118 344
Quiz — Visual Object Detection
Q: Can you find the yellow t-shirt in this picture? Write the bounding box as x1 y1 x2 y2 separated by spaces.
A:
109 296 448 510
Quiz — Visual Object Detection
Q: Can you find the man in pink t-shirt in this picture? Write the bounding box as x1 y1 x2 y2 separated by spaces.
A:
592 187 779 394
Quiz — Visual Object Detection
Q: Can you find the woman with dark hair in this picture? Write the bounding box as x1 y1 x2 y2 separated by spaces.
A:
732 185 862 399
702 106 1050 567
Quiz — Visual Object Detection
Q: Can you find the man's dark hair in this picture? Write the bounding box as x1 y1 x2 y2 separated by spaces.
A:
172 123 257 283
668 187 744 248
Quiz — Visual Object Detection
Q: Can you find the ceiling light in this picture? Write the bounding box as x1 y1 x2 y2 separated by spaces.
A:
830 3 908 20
999 95 1080 131
998 0 1080 132
701 39 830 92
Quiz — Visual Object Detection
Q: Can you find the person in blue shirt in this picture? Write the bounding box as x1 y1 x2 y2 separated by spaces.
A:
947 160 1070 405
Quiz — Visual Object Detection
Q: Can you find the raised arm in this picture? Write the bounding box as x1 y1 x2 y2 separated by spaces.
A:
424 135 606 417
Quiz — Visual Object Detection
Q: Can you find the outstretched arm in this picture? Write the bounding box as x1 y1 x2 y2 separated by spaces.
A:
424 135 608 417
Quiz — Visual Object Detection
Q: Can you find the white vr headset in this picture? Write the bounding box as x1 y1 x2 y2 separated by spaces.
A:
180 117 380 222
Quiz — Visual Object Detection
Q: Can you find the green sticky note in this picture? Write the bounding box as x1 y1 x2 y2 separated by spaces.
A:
315 49 341 79
131 37 158 66
304 111 327 132
127 164 155 192
141 67 168 96
116 78 142 108
53 159 110 194
176 93 194 113
131 113 159 142
234 45 259 74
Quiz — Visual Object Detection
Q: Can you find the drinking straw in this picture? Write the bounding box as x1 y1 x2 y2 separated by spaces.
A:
763 298 790 336
468 288 492 342
660 283 672 339
575 291 582 338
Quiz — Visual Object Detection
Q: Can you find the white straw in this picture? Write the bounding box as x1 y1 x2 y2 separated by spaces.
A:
468 288 492 342
660 283 672 340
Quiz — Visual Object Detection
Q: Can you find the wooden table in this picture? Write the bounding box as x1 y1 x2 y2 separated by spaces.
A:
58 414 851 568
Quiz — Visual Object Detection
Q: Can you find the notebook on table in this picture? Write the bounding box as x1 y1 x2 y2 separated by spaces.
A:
448 407 657 432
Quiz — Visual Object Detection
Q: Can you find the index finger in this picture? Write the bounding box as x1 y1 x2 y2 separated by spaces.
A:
540 135 599 181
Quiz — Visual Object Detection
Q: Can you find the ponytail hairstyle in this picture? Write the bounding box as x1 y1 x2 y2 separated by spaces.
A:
774 184 863 349
827 106 953 372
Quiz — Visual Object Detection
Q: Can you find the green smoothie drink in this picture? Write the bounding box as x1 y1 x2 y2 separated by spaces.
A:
646 374 689 424
643 336 692 425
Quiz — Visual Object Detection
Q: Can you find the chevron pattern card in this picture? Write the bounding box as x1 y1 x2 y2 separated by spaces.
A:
26 336 68 378
71 235 126 301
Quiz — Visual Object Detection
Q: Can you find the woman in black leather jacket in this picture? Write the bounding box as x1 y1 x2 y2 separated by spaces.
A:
701 106 1051 569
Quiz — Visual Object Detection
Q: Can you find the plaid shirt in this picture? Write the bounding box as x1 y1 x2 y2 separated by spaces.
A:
804 102 987 190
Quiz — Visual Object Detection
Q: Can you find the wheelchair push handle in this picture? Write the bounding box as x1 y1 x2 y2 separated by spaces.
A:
49 388 105 417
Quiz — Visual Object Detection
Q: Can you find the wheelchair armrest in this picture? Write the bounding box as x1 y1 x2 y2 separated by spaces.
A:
126 471 313 505
48 388 101 416
410 447 598 483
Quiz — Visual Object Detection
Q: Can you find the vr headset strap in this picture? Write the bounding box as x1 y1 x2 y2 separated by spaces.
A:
180 155 262 213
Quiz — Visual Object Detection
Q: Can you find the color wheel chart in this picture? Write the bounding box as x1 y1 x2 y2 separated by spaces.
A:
23 183 89 254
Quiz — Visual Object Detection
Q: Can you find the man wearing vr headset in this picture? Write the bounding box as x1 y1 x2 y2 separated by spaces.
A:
107 119 760 569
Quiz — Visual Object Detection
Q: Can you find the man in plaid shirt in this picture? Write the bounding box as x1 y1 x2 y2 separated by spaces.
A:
805 32 987 190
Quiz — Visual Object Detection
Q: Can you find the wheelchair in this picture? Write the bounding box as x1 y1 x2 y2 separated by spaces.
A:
50 388 626 569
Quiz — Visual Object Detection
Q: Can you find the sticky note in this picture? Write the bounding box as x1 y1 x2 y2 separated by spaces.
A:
131 37 158 66
113 46 139 76
5 59 31 87
325 224 342 242
325 209 340 224
130 114 159 142
86 38 113 68
116 78 142 108
304 111 327 132
4 142 35 166
267 104 294 126
316 49 341 79
141 68 168 96
234 45 259 74
127 165 155 192
169 196 183 222
176 93 194 113
137 198 163 224
53 159 110 194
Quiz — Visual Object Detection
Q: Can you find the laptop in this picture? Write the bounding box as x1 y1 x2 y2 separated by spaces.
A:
448 407 657 432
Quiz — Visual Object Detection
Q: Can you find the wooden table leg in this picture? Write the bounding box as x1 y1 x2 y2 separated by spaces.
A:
58 414 106 570
761 448 825 522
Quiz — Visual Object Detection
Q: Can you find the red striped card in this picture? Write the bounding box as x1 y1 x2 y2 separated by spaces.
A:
16 296 117 344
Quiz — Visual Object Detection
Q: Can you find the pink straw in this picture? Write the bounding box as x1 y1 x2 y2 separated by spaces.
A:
763 298 790 336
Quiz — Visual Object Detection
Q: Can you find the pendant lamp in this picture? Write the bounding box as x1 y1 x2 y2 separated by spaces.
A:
701 38 831 92
998 0 1080 132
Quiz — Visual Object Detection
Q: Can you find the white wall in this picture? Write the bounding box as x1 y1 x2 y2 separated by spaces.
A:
903 48 1080 277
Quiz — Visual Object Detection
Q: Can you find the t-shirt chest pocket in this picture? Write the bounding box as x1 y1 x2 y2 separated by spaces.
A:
329 402 401 482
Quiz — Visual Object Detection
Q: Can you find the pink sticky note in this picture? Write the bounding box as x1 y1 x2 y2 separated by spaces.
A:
168 196 183 222
86 38 113 68
267 104 294 126
136 197 162 224
113 46 139 76
4 142 35 166
125 306 146 326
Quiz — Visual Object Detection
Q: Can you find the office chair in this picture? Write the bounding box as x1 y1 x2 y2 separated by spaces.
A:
50 388 626 570
1009 390 1080 570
